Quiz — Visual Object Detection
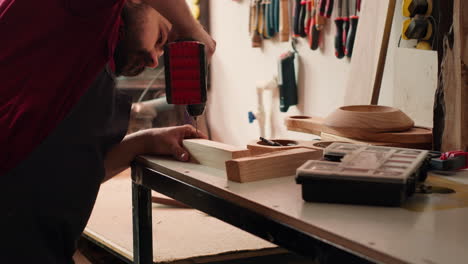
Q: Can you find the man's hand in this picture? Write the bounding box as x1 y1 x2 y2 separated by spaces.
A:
168 24 216 61
103 125 207 181
143 0 216 60
140 125 207 161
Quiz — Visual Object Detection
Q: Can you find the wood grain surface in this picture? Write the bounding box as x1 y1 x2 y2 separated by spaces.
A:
440 0 468 151
324 105 414 133
345 0 397 105
183 139 251 170
226 148 322 182
285 116 432 144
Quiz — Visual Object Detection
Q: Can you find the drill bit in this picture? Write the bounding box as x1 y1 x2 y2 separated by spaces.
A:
194 116 198 136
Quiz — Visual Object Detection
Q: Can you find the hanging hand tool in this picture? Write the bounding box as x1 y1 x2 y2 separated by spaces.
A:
262 0 269 38
345 0 359 57
249 0 263 47
315 0 327 31
293 0 301 37
272 0 280 34
308 0 320 50
342 0 350 50
326 0 334 18
279 0 290 41
258 0 265 37
263 0 277 38
293 0 307 37
278 50 298 112
334 0 345 58
304 0 312 35
318 0 334 18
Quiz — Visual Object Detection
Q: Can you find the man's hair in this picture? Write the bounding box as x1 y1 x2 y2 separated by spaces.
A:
122 2 149 26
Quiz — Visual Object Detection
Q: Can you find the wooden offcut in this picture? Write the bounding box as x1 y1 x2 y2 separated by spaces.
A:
345 0 396 105
226 148 322 183
183 139 251 170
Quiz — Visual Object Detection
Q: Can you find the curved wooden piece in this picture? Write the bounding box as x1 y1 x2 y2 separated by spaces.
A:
324 105 415 133
285 116 432 144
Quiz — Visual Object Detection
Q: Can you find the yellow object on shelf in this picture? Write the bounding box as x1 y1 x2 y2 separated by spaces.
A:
402 17 433 40
416 41 432 50
402 0 432 17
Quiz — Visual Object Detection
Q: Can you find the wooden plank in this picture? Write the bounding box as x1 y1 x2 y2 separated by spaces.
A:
284 116 325 136
320 132 433 150
285 115 432 144
183 139 251 170
345 0 396 105
393 48 438 128
226 148 322 183
440 0 468 151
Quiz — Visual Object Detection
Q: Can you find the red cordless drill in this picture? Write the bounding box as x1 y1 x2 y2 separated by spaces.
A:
164 41 207 132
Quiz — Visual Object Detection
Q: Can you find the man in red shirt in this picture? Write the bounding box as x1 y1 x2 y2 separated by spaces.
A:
0 0 215 262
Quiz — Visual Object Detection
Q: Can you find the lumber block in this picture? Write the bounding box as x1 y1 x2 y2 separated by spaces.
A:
183 139 251 170
226 148 323 183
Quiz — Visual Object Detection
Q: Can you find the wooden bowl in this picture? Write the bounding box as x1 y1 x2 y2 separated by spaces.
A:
324 105 414 133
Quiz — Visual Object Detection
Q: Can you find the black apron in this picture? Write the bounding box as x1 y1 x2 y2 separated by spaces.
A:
0 66 131 263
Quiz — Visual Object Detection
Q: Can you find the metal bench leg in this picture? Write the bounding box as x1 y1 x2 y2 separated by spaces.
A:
132 166 153 264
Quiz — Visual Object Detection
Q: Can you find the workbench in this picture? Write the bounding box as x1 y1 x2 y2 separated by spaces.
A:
132 155 468 264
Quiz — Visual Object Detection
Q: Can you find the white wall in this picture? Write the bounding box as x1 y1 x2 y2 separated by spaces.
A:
207 0 437 146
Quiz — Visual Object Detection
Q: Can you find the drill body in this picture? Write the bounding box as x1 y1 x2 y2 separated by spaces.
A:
164 40 207 119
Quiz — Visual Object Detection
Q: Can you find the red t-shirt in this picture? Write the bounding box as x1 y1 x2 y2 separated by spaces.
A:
0 0 126 176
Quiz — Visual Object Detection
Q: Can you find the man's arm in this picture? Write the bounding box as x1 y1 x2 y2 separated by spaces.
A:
141 0 216 58
103 125 204 182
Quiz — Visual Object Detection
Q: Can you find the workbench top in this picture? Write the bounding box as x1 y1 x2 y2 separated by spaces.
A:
136 155 468 264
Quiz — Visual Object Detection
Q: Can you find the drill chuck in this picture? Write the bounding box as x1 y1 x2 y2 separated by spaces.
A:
186 103 206 117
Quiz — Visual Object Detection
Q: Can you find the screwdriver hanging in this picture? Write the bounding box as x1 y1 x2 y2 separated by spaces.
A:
308 0 320 50
293 0 307 37
342 0 350 51
334 0 345 58
345 0 359 57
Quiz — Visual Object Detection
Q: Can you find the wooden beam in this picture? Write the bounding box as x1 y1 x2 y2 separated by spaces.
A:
433 0 454 150
183 139 251 170
226 148 322 183
436 0 468 151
